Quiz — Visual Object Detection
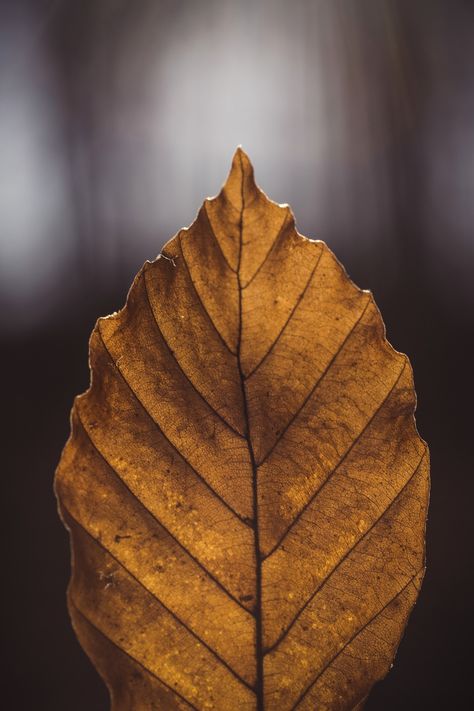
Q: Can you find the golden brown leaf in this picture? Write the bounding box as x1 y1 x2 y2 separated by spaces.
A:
55 148 429 711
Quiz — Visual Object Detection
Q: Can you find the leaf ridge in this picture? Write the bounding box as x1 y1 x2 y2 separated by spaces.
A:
143 266 245 439
96 326 250 525
179 234 238 357
70 600 199 710
262 359 408 559
264 448 427 654
244 241 324 380
290 569 423 710
257 296 373 467
66 507 254 692
73 410 252 613
235 150 265 711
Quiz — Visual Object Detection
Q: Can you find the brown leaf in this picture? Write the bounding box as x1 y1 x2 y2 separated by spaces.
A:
55 148 429 711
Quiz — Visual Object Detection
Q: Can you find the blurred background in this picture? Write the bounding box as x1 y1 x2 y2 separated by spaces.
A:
2 0 472 708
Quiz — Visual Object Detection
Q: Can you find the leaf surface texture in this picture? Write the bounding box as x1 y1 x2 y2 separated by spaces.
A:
56 148 429 711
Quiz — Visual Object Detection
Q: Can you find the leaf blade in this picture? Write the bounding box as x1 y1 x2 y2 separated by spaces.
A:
56 147 429 711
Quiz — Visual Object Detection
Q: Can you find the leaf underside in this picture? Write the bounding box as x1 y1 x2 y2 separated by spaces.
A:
56 148 429 711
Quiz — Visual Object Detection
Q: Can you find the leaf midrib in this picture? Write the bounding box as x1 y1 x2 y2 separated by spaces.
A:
234 153 265 711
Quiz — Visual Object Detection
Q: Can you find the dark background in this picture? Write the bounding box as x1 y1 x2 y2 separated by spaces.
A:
2 1 473 709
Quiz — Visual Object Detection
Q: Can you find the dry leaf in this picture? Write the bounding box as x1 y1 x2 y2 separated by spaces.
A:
55 148 429 711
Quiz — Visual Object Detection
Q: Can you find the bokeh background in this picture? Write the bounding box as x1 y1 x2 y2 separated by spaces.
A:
2 0 473 709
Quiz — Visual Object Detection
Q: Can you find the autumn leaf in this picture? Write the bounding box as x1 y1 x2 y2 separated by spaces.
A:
55 148 429 711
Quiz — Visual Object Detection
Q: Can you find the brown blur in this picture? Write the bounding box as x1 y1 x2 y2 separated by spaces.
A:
2 1 473 710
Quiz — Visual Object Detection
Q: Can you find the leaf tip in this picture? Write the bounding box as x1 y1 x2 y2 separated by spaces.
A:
233 143 251 161
223 146 257 209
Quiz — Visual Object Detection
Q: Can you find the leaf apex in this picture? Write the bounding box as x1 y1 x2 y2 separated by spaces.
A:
222 147 257 210
231 146 254 174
